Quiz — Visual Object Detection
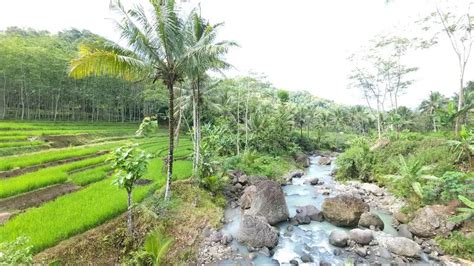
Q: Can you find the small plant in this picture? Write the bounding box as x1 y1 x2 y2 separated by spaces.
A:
450 195 474 223
436 232 474 260
112 144 150 233
0 236 33 265
447 125 473 166
136 116 158 137
144 229 174 266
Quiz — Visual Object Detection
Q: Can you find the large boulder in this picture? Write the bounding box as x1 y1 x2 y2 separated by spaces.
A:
295 205 324 222
318 156 331 165
240 180 289 225
359 212 384 230
283 170 304 182
329 230 350 247
237 215 279 248
295 153 310 167
349 228 373 245
322 195 369 227
408 205 455 238
375 235 421 258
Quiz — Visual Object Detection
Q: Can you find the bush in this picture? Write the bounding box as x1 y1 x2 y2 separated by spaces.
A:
0 237 33 265
436 232 474 261
335 137 373 181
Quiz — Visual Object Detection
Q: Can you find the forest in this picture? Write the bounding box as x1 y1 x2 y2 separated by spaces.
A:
0 0 473 265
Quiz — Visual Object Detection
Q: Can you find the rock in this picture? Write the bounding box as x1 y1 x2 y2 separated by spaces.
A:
349 229 373 245
221 233 233 245
295 153 310 167
238 175 248 185
287 225 294 232
359 212 384 230
240 180 289 225
393 211 409 224
237 215 279 248
289 259 299 265
376 235 421 258
248 252 257 260
408 205 455 238
296 205 324 222
301 255 313 263
294 214 311 224
319 261 331 266
397 224 413 239
304 178 319 185
235 183 243 190
329 230 350 247
333 249 342 256
259 246 271 257
230 201 238 209
210 231 223 242
355 246 367 257
322 195 370 227
360 183 384 196
374 246 392 259
284 170 305 182
318 156 331 165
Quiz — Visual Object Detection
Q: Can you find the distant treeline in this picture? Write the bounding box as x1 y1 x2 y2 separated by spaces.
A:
0 27 167 122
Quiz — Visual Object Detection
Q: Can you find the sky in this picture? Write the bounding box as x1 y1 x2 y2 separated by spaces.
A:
1 0 473 108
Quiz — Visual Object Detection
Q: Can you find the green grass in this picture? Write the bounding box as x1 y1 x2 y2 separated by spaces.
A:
0 157 192 253
69 164 111 186
0 141 44 148
0 155 110 199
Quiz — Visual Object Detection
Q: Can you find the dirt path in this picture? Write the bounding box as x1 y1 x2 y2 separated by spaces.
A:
0 150 109 179
0 183 81 212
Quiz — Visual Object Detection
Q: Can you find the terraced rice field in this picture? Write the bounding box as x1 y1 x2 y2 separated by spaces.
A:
0 121 193 253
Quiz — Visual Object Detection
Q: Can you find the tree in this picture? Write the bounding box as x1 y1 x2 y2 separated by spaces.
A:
421 3 474 134
69 0 209 200
419 91 447 132
184 9 235 179
111 145 150 233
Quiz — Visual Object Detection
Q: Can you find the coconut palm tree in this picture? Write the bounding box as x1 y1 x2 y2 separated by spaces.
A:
184 10 236 179
69 0 209 200
419 91 447 132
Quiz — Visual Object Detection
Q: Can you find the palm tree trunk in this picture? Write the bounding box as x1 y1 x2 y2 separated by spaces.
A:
236 89 240 155
192 82 198 178
164 81 174 201
127 190 133 234
196 79 201 178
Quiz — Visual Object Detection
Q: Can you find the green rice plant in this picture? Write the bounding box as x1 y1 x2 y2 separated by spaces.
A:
0 158 192 253
0 141 45 148
0 142 122 171
69 164 111 186
0 155 109 198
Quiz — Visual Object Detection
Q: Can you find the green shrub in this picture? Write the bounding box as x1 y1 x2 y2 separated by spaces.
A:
436 232 474 261
335 137 373 181
0 236 33 265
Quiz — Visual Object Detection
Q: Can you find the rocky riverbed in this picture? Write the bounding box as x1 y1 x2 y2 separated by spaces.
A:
197 155 467 265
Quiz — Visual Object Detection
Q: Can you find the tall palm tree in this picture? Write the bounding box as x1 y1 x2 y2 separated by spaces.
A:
419 91 447 132
69 0 204 200
184 10 235 179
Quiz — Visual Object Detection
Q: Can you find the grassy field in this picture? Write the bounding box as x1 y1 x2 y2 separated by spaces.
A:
0 121 193 253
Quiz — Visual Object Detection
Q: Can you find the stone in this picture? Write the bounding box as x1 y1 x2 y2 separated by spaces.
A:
301 255 313 263
329 230 350 247
294 214 311 224
295 205 324 223
259 246 271 257
375 235 421 258
355 246 367 257
397 224 413 239
358 212 384 230
393 211 409 224
248 252 257 260
349 228 373 245
287 225 294 232
322 195 370 227
319 261 331 266
309 178 319 185
318 156 331 165
240 180 290 225
210 231 223 242
333 249 342 256
408 205 455 238
289 259 299 265
284 170 305 182
235 183 243 190
238 175 248 185
221 233 233 245
237 215 279 248
295 153 310 167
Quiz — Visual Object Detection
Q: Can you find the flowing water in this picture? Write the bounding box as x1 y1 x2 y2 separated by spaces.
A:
221 156 400 265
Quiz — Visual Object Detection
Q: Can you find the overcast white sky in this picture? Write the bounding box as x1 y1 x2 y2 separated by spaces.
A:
1 0 473 107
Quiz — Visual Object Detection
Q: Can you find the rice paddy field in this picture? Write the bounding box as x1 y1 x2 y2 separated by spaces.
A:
0 121 193 253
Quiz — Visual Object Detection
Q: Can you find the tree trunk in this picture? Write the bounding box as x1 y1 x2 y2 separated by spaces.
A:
455 73 464 134
236 88 240 155
164 81 174 201
192 83 198 178
245 85 250 151
195 79 201 179
127 190 133 234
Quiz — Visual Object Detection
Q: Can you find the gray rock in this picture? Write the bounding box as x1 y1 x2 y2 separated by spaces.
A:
359 212 384 230
238 175 248 185
309 178 319 185
393 211 409 224
248 252 257 260
210 231 223 242
319 261 331 266
287 225 294 232
240 180 289 225
318 156 331 165
221 233 233 245
333 248 342 256
329 230 350 247
289 259 299 265
397 224 413 239
237 215 279 248
301 255 313 263
349 228 373 245
299 205 324 221
294 214 311 224
408 205 455 238
355 246 367 257
259 246 271 257
295 153 310 167
322 195 370 227
376 235 421 258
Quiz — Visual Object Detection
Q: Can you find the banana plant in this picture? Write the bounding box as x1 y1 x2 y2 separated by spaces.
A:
450 195 474 223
